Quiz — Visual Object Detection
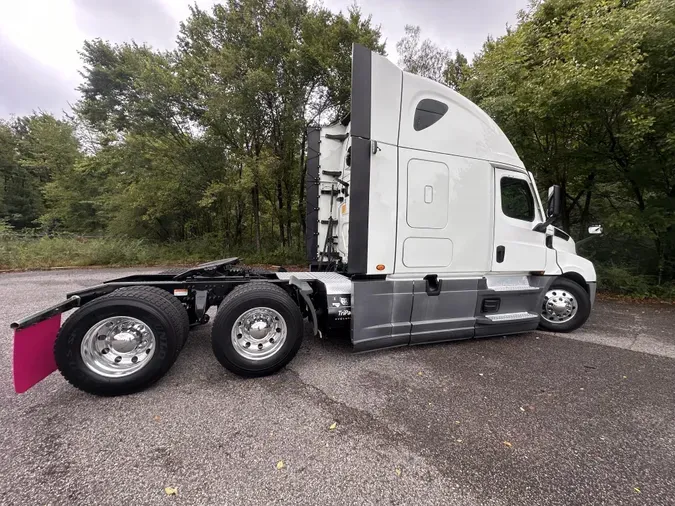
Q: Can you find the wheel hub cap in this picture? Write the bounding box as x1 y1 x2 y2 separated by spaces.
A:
110 331 141 353
542 289 578 324
81 317 156 378
249 321 270 340
231 307 287 361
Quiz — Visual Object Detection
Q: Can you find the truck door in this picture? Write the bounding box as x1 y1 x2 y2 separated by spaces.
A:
491 168 546 272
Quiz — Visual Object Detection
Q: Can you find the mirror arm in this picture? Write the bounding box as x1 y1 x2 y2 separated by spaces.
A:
533 215 557 233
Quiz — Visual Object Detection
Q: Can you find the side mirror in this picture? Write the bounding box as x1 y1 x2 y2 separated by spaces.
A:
547 185 562 218
588 225 603 235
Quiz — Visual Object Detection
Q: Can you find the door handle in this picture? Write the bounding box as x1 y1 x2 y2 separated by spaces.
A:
496 246 505 263
424 274 442 296
424 185 433 203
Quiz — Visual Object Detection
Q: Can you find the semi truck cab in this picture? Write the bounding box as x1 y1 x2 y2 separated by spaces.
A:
303 45 597 351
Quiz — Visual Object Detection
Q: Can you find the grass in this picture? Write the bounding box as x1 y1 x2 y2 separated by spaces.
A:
0 234 306 271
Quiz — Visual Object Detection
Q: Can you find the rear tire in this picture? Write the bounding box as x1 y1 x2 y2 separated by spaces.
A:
111 286 189 350
211 283 304 377
538 277 591 332
54 287 183 396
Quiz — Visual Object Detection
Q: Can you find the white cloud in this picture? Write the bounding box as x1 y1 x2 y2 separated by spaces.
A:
0 0 528 118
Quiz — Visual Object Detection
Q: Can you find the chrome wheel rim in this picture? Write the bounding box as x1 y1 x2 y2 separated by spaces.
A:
81 317 156 378
231 307 287 361
541 289 578 323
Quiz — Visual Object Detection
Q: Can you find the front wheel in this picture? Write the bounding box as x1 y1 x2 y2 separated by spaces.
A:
211 283 304 377
538 277 591 332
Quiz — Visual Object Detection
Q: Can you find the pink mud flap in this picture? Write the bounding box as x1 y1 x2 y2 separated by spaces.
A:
13 314 61 393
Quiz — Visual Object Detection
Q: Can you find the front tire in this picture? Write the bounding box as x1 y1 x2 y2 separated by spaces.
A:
538 277 591 332
211 283 304 377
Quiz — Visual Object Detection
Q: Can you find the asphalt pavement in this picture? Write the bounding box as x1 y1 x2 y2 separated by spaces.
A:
1 268 674 506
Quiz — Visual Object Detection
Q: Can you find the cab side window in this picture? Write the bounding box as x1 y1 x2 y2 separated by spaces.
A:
501 177 535 221
414 99 448 131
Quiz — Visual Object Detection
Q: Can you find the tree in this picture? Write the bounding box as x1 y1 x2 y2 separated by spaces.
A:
0 114 81 229
396 25 450 83
444 50 470 90
62 0 383 253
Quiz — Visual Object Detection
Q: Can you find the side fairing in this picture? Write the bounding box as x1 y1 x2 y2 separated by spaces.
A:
347 45 402 275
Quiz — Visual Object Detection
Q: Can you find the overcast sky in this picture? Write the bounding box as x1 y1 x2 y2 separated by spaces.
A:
0 0 529 119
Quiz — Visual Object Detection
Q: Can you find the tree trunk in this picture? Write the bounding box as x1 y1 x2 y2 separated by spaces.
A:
285 156 293 248
252 184 261 252
277 179 285 246
235 198 244 243
297 131 307 243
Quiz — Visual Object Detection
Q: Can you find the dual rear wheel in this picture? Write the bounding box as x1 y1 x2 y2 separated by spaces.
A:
54 283 303 396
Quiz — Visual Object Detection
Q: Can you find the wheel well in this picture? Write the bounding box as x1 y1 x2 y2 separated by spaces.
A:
560 271 589 294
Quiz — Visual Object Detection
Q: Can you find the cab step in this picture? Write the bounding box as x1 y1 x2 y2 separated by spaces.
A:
476 312 539 324
488 285 540 293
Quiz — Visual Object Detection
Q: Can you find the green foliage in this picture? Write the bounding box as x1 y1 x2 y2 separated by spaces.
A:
0 115 82 229
59 0 383 253
596 265 675 300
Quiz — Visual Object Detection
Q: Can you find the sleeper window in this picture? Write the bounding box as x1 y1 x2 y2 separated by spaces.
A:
414 99 448 131
501 177 535 222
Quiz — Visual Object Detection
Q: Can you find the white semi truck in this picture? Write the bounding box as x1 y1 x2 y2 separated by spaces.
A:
11 45 599 396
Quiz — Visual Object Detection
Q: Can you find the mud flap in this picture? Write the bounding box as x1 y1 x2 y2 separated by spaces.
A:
13 314 61 393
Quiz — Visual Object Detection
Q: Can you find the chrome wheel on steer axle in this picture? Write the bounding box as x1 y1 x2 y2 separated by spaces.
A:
231 307 287 360
541 289 578 324
81 317 156 377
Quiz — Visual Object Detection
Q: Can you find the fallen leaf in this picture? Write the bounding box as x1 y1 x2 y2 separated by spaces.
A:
276 460 285 470
153 415 161 422
395 467 402 477
503 441 512 448
329 422 337 430
634 487 641 493
164 487 178 496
